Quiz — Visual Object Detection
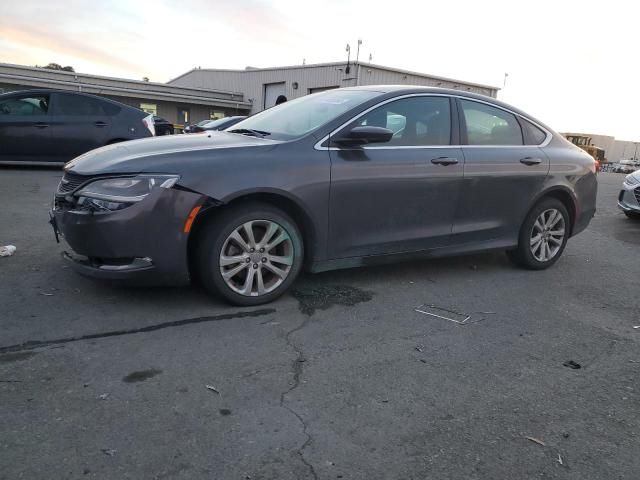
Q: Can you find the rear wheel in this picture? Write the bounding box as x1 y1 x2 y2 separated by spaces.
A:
195 203 304 306
507 198 570 270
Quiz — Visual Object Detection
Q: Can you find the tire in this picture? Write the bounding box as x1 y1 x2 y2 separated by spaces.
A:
507 198 570 270
195 202 304 306
624 211 640 220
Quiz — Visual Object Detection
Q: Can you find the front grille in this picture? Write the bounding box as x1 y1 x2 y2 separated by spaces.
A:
57 172 91 194
634 187 640 204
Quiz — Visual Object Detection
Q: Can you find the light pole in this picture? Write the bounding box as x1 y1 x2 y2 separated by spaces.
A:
634 142 639 161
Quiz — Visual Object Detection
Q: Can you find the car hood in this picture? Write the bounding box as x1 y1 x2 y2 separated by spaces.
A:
628 170 640 181
65 131 280 175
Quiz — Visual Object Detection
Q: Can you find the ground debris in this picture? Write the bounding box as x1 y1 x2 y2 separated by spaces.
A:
97 393 109 400
558 453 564 465
39 292 55 296
0 245 16 257
563 360 581 369
101 449 116 456
525 436 546 446
206 384 220 394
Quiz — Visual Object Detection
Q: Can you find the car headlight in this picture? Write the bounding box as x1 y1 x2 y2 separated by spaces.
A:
74 174 179 211
624 174 639 187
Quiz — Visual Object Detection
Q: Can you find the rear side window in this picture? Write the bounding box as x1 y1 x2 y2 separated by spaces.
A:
520 117 547 145
460 99 523 146
355 96 451 146
55 94 106 116
0 95 49 116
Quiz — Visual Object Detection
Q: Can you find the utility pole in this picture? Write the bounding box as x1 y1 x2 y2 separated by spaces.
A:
355 39 362 86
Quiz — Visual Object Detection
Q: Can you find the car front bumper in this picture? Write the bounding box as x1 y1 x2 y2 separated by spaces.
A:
618 182 640 213
51 187 205 285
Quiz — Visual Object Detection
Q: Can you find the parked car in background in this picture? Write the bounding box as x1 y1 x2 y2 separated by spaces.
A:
183 120 213 134
613 159 640 174
0 89 155 164
153 116 174 135
184 116 247 133
51 86 597 306
200 116 246 132
618 170 640 219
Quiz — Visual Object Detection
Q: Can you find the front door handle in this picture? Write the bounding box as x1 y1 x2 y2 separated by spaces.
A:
520 157 543 166
431 157 459 166
34 122 49 129
95 121 108 127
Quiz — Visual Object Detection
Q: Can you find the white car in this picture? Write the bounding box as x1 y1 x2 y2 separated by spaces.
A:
618 170 640 219
614 159 640 174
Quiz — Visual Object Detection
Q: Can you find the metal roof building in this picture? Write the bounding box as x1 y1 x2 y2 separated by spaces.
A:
168 61 499 114
0 63 252 127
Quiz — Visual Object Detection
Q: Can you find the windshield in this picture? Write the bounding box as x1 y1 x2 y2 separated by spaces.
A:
229 89 379 140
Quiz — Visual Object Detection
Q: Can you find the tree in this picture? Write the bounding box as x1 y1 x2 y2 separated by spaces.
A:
40 63 75 72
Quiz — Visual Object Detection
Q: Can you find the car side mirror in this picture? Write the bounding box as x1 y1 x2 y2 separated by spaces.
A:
333 126 393 146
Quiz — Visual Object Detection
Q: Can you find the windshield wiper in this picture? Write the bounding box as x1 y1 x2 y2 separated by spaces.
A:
228 128 271 138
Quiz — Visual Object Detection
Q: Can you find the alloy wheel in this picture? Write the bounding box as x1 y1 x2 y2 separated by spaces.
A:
529 208 566 262
219 220 294 296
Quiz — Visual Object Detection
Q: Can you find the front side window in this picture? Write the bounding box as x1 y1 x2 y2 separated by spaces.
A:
56 94 105 116
353 96 451 146
460 99 523 146
230 89 379 141
210 110 225 120
0 95 49 116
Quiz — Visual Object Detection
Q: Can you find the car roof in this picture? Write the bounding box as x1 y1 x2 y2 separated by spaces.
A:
0 88 133 109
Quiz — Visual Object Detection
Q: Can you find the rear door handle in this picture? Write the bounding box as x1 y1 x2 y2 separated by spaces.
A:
34 122 49 129
431 157 459 166
95 121 108 127
520 157 542 166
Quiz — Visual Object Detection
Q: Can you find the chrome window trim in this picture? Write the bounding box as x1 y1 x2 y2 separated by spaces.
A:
313 93 552 151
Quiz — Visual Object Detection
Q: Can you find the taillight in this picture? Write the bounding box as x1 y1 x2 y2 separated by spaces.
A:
142 114 156 136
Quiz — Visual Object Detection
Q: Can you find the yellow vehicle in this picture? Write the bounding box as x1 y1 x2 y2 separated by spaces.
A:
564 134 606 169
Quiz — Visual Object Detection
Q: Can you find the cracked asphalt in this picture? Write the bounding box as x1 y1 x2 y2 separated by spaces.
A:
1 168 639 479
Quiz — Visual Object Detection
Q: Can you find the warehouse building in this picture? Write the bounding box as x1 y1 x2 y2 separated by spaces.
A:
0 63 251 127
168 61 499 114
561 131 640 163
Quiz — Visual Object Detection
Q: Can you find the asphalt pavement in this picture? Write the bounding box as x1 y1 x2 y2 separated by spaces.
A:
1 168 638 479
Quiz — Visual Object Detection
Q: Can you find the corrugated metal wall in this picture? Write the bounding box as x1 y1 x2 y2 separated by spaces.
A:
359 66 496 97
170 64 498 114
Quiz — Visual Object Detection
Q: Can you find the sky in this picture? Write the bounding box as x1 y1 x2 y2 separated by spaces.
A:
1 0 638 139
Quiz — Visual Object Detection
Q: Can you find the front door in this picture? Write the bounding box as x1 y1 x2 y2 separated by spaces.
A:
328 95 464 259
178 107 190 130
0 92 53 162
452 98 550 244
50 92 112 162
264 82 286 109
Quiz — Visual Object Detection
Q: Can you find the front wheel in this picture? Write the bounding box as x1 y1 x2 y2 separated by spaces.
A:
624 211 640 220
195 203 304 306
507 198 570 270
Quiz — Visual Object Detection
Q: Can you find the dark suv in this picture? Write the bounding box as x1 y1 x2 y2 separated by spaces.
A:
0 89 155 164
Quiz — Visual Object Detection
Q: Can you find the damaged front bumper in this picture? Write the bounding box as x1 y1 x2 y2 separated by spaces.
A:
51 186 205 286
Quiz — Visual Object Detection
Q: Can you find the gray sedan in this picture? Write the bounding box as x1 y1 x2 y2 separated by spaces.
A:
618 170 640 219
51 86 598 305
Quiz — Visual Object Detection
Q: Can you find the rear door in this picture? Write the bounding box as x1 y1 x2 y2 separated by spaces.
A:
0 93 53 162
452 98 550 244
50 92 112 161
328 95 464 258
